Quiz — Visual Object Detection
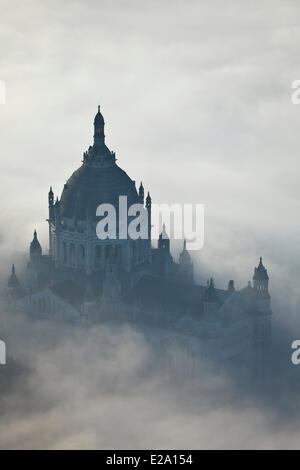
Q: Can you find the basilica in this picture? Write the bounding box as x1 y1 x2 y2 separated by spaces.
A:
6 106 272 378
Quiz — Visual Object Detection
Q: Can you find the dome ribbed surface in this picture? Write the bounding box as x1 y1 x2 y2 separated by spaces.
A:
59 163 139 220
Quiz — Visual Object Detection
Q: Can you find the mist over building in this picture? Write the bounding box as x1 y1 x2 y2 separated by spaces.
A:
3 0 300 449
5 107 272 380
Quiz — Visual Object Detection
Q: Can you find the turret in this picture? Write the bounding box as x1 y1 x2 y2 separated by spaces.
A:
203 278 220 316
83 105 116 165
146 191 152 255
146 191 151 210
251 257 272 380
138 182 144 204
48 186 55 225
47 187 55 258
6 264 22 306
253 257 269 298
48 186 54 206
7 265 20 289
93 105 105 146
156 223 173 277
158 224 170 253
178 239 194 283
30 230 42 260
227 280 235 292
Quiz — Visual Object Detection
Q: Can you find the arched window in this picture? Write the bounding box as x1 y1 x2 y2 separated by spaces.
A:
63 241 68 263
138 239 142 262
69 243 76 266
115 244 122 264
105 245 111 260
78 245 85 266
95 245 101 266
132 242 136 263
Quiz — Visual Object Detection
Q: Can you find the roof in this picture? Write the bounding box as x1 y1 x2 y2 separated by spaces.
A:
203 278 220 303
30 230 42 255
179 240 192 264
7 265 20 288
50 280 85 309
124 275 230 321
59 162 139 220
253 257 269 281
94 107 104 125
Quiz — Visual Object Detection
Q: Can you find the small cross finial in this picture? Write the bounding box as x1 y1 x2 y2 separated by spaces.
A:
98 105 100 112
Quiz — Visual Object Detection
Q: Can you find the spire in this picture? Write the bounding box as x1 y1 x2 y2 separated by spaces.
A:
161 223 169 239
252 256 270 299
179 238 192 264
253 256 269 281
204 278 219 303
7 264 20 288
93 104 105 146
158 222 170 252
178 239 193 283
146 191 151 209
48 186 54 206
30 230 42 258
138 182 144 204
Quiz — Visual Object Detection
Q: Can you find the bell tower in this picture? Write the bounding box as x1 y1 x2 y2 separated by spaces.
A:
252 257 272 380
178 240 194 283
30 230 42 260
253 257 269 298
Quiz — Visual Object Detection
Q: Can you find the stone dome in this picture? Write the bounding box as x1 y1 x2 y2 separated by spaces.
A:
58 106 139 220
59 162 139 220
